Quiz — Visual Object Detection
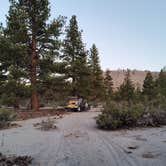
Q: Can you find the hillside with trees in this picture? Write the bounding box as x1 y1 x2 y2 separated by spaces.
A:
109 70 159 90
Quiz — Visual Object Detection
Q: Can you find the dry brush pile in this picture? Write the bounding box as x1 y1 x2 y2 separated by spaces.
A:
0 153 32 166
33 115 62 131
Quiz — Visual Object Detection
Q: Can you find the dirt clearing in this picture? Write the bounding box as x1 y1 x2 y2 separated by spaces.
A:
0 110 166 166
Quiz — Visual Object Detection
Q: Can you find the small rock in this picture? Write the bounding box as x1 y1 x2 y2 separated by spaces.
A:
128 145 139 150
142 152 161 159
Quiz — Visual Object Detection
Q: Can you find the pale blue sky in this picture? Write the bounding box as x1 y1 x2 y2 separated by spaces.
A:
0 0 166 71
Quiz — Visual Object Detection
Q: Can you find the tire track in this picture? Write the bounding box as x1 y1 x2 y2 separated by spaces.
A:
96 130 140 166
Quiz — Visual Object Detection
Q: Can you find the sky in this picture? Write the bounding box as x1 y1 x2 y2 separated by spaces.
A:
0 0 166 71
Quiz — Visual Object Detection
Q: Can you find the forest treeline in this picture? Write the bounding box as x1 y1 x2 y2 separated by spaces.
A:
97 69 166 129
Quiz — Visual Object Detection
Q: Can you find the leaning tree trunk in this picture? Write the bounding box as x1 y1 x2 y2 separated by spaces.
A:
30 17 39 111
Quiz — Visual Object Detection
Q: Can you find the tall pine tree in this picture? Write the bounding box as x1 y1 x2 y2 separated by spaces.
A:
89 44 104 101
62 15 90 98
5 0 65 110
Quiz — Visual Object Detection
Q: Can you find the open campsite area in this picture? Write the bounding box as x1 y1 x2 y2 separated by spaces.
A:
1 0 166 165
0 110 166 166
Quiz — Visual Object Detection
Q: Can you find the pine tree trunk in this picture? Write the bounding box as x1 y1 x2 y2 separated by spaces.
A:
30 16 39 111
72 55 77 96
31 67 38 111
13 99 19 110
72 77 77 96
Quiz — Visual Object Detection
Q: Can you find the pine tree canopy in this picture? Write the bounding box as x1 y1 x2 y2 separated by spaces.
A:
62 15 90 97
118 69 135 102
142 71 155 99
88 44 104 101
104 70 114 98
156 68 166 97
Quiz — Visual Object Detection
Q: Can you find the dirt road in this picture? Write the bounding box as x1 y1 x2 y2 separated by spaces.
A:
0 110 166 166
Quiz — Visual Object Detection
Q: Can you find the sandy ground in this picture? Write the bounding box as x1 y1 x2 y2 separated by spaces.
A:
0 110 166 166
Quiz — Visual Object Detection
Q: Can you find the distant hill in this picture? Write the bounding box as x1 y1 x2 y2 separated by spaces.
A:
106 70 159 90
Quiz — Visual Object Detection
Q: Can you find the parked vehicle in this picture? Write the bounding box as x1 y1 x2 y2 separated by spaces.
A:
64 97 89 112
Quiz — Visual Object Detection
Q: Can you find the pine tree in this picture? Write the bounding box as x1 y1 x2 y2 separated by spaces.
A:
62 15 90 98
0 25 29 109
135 84 142 101
89 44 104 101
5 0 65 110
156 67 166 97
0 66 29 110
104 69 114 98
0 26 9 86
118 69 135 102
142 71 155 99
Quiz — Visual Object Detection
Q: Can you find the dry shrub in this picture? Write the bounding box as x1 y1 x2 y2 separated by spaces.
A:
34 116 57 131
0 153 32 166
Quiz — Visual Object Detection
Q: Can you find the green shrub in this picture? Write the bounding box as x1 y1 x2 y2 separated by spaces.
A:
96 113 122 130
96 100 166 130
152 94 166 109
96 101 144 130
0 109 16 129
